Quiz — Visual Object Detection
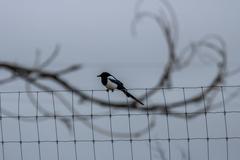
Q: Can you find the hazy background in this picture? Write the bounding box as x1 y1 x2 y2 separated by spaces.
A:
0 0 240 160
0 0 240 91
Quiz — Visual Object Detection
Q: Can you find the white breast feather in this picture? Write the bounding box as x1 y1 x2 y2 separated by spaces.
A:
106 79 118 90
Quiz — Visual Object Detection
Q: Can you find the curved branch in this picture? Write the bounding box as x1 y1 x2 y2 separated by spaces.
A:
0 0 237 139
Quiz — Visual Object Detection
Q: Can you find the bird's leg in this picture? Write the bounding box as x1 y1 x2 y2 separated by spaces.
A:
106 89 109 92
111 89 114 92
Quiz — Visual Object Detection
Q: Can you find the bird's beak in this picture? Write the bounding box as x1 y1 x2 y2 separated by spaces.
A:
97 75 101 77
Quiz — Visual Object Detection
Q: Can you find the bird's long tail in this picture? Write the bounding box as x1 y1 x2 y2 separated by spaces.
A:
121 89 144 105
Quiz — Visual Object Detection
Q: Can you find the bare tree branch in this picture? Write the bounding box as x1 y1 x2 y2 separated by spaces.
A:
0 0 239 138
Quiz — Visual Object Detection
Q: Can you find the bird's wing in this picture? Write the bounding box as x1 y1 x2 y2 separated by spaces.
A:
108 76 124 87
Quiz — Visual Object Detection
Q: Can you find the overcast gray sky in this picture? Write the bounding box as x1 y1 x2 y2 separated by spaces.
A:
0 0 240 91
0 0 239 160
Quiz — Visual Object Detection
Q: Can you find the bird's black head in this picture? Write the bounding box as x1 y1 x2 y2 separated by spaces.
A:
97 72 111 78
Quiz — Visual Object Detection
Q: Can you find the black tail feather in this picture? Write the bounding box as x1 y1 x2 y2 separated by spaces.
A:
122 89 144 105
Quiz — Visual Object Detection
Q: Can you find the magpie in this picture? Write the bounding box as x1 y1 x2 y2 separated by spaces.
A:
97 72 144 105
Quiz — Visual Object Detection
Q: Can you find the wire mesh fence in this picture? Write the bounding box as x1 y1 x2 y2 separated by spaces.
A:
0 86 240 160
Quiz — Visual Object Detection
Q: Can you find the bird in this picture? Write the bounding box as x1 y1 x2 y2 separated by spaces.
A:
97 72 144 105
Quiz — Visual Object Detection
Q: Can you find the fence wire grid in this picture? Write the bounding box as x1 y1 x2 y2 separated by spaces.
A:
0 86 240 160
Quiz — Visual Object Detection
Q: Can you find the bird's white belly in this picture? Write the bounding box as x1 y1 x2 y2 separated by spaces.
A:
106 79 118 90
